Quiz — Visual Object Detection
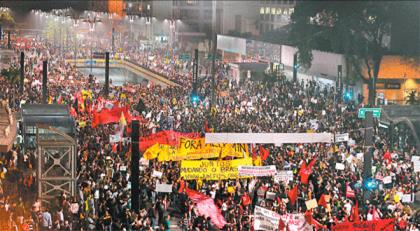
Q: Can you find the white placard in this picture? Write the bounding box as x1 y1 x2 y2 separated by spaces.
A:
238 165 277 177
110 134 121 143
254 206 280 231
274 170 294 183
412 156 420 172
402 194 412 203
140 158 149 166
335 163 345 170
383 176 392 184
152 170 163 178
119 165 127 171
335 133 349 142
356 153 364 160
348 139 356 146
155 183 173 193
266 191 276 200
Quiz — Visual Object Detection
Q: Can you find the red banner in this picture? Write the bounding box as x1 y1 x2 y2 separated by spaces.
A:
332 218 394 231
139 130 201 152
184 188 226 229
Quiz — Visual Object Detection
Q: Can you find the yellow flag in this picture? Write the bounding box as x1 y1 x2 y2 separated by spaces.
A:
119 112 127 126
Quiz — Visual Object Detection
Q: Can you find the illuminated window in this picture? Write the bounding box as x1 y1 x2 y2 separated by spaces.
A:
271 8 276 15
266 7 270 14
289 8 294 14
284 8 289 15
277 8 282 15
260 7 265 14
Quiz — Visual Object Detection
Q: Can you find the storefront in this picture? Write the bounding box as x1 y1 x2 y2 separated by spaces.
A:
363 56 420 104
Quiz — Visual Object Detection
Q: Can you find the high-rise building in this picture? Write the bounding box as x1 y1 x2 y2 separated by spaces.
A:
258 0 295 34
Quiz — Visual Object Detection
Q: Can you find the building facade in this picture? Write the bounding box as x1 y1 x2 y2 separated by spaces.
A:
258 0 295 35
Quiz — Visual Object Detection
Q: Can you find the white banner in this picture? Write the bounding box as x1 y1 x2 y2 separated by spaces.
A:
274 170 294 183
140 158 149 166
205 133 334 144
155 183 173 193
254 206 280 231
152 170 163 178
280 213 313 231
335 133 349 142
238 165 277 177
110 134 121 143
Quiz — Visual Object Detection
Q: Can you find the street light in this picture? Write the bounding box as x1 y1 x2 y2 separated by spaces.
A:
83 14 101 73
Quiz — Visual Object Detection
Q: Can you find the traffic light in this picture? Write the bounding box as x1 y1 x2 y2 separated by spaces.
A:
343 89 353 102
191 93 200 104
363 178 379 191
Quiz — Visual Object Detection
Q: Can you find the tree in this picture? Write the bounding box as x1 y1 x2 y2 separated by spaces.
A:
0 9 16 28
405 91 418 105
289 1 415 105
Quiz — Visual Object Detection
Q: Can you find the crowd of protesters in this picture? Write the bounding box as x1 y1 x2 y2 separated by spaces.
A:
0 31 418 231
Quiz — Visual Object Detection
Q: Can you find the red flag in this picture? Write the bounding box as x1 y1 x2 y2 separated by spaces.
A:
241 194 251 206
69 106 77 118
178 180 185 193
305 210 326 230
204 120 210 133
318 194 328 208
92 105 131 128
298 161 307 176
353 200 360 222
111 143 117 153
259 144 269 161
308 157 317 169
288 185 298 205
251 144 257 160
346 183 355 198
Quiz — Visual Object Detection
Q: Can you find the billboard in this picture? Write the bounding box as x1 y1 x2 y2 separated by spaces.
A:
217 35 247 56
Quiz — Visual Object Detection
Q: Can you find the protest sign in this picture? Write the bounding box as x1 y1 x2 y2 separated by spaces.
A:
305 199 318 210
280 213 313 231
332 218 394 231
180 158 253 180
109 134 121 143
152 170 163 178
335 163 345 170
155 183 173 193
254 206 280 231
238 165 276 177
274 170 294 183
412 156 420 172
335 133 349 142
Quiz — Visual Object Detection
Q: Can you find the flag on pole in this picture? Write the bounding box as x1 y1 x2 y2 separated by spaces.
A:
288 185 298 205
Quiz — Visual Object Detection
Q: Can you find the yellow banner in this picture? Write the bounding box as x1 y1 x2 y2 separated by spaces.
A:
180 158 253 180
143 138 249 161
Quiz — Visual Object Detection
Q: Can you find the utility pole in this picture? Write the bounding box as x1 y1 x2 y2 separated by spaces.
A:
7 30 11 49
363 111 374 202
104 52 110 97
112 27 115 54
209 0 217 128
131 120 140 213
293 53 298 82
192 49 198 96
42 60 48 103
20 52 24 94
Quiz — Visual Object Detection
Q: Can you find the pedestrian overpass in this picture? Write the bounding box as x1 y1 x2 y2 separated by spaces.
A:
66 58 180 87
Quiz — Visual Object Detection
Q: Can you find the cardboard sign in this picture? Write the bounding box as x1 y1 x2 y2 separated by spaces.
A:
155 183 173 193
305 199 318 210
266 191 276 200
335 163 345 170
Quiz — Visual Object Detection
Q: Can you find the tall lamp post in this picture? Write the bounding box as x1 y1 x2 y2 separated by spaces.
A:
83 14 101 73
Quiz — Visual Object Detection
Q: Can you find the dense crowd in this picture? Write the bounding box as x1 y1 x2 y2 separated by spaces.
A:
0 32 418 231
